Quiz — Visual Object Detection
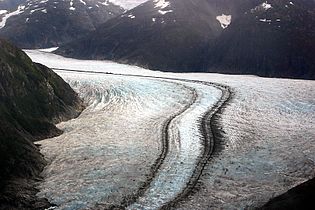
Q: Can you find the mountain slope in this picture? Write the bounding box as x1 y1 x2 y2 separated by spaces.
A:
0 39 84 209
206 0 315 79
57 0 259 72
0 0 26 10
57 0 315 79
260 177 315 210
0 0 124 48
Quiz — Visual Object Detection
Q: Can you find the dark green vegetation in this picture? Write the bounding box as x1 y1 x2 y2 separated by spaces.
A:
260 177 315 210
0 39 84 209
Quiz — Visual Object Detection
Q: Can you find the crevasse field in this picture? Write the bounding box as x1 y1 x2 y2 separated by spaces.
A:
25 49 315 210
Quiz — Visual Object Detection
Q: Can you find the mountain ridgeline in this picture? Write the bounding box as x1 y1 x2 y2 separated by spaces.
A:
0 39 84 209
56 0 260 71
0 0 314 79
56 0 315 79
0 0 124 48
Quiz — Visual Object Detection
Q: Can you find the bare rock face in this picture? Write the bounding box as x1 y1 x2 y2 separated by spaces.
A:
0 0 124 48
0 39 84 209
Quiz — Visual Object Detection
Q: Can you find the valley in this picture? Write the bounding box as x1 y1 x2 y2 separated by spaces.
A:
24 50 315 209
1 0 314 209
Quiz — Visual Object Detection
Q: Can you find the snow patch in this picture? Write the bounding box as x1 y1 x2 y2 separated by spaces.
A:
80 0 86 5
0 6 25 29
259 18 272 23
99 0 109 6
30 8 46 14
0 10 7 15
216 14 232 29
106 0 147 9
69 0 75 10
158 9 172 15
261 2 272 10
154 0 170 9
252 1 273 13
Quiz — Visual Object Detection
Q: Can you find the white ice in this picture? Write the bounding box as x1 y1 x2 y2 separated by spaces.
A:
26 50 315 209
36 72 195 209
129 80 221 209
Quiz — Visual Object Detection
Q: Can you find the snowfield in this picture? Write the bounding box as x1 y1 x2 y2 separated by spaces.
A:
25 50 315 209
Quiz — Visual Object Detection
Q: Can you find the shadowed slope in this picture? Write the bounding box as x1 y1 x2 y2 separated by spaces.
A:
0 39 84 209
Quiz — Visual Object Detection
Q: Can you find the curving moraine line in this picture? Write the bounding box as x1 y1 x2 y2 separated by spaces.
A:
160 81 232 209
53 69 232 210
104 83 198 210
108 76 232 210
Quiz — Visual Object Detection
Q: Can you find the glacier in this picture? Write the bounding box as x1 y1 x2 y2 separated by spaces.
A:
25 49 315 209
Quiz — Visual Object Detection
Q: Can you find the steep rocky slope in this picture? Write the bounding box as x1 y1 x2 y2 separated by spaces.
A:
0 0 124 48
0 39 84 209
